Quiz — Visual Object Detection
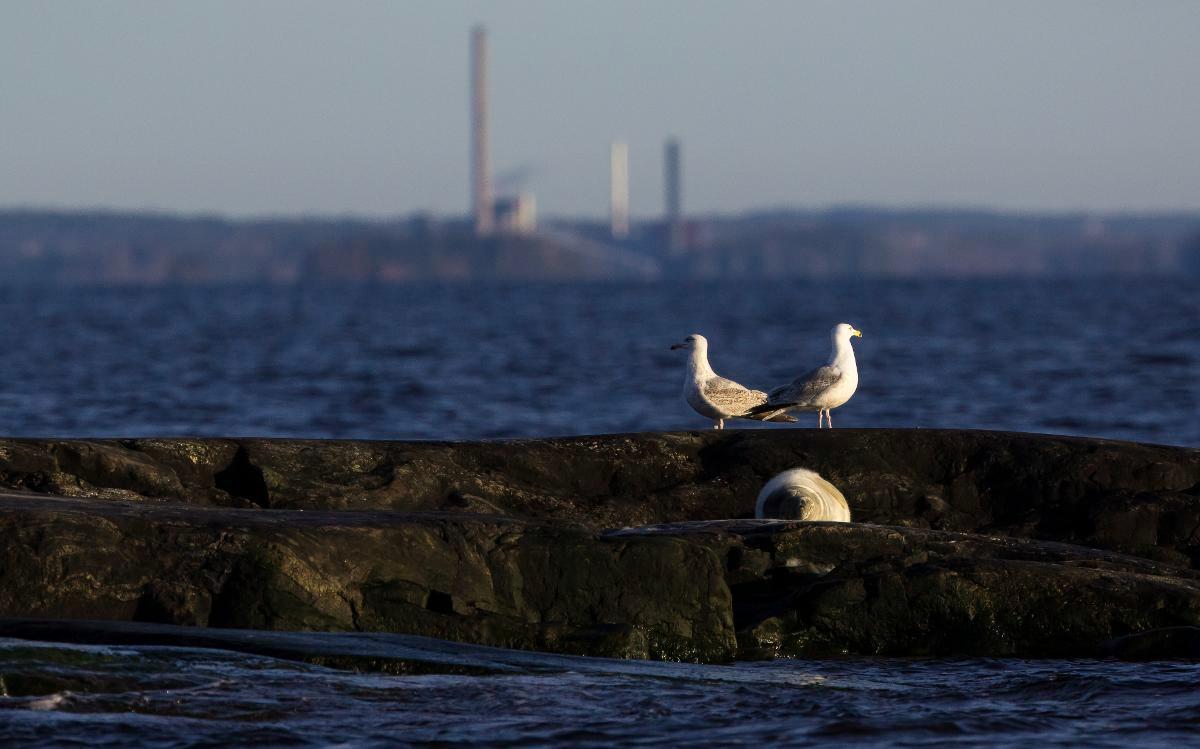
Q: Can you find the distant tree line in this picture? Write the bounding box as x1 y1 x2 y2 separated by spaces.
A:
0 208 1197 284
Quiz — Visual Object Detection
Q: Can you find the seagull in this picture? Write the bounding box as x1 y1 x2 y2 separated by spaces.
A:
748 323 862 428
755 467 851 522
671 333 797 429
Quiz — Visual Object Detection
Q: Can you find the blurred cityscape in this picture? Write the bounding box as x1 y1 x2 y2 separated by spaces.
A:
2 24 1197 285
2 206 1199 284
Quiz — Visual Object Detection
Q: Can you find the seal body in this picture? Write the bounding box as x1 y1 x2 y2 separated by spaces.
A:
755 468 850 522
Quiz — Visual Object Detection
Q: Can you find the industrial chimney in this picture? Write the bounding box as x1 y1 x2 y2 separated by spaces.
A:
470 26 493 236
664 138 682 251
610 141 629 239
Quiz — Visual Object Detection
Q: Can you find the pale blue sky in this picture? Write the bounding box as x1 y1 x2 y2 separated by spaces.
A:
2 1 1197 218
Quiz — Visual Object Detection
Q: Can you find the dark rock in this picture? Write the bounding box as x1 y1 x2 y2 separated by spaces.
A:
1 430 1200 662
611 520 1200 657
0 618 781 677
0 618 551 676
213 445 270 507
0 493 735 662
2 430 1197 564
1097 626 1200 660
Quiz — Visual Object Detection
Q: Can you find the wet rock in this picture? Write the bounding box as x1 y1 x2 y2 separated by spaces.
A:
3 491 1200 660
690 521 1200 658
1 430 1197 564
0 619 542 676
1097 626 1200 660
0 494 736 662
1 430 1199 662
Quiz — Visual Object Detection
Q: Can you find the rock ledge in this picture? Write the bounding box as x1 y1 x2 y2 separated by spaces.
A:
1 430 1198 662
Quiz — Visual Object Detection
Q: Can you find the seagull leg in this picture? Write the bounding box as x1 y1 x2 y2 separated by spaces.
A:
827 410 833 428
816 412 823 429
714 418 724 430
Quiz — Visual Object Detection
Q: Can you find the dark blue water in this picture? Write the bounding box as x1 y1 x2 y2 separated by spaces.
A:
2 638 1199 748
0 279 1197 444
2 279 1199 746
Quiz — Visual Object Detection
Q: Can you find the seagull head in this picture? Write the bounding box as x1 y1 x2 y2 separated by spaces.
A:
832 323 863 342
670 333 708 352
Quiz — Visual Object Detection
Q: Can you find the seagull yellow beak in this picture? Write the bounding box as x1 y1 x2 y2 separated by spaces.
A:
852 329 863 338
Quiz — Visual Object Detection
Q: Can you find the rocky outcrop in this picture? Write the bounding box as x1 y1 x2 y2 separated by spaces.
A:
1098 626 1200 660
1 430 1199 662
621 521 1200 658
0 618 671 677
0 494 734 662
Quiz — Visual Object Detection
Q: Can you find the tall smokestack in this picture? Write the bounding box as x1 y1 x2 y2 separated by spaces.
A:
664 138 682 250
610 141 629 239
471 25 493 236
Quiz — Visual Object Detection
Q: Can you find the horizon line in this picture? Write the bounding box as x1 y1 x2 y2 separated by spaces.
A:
3 202 1199 224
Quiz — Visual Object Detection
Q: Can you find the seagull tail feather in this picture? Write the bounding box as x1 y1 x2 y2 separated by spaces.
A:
742 401 799 418
763 412 799 423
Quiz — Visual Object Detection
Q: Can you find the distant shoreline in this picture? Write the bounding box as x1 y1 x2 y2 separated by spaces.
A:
2 207 1197 283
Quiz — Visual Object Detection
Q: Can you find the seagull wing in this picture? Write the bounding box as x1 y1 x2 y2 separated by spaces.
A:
701 376 767 414
782 364 843 405
747 364 843 415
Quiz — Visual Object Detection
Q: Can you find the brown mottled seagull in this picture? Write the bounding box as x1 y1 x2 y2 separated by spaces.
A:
670 333 797 429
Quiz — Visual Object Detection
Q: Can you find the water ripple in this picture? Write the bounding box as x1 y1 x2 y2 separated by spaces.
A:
0 279 1196 445
2 640 1199 748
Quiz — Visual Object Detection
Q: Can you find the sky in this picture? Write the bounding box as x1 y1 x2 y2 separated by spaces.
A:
2 1 1198 219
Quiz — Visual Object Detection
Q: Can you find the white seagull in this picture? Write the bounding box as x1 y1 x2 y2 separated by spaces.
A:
671 333 797 429
749 323 862 428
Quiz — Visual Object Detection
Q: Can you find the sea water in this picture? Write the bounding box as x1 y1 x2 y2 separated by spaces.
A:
0 279 1196 444
2 638 1199 748
1 279 1198 746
